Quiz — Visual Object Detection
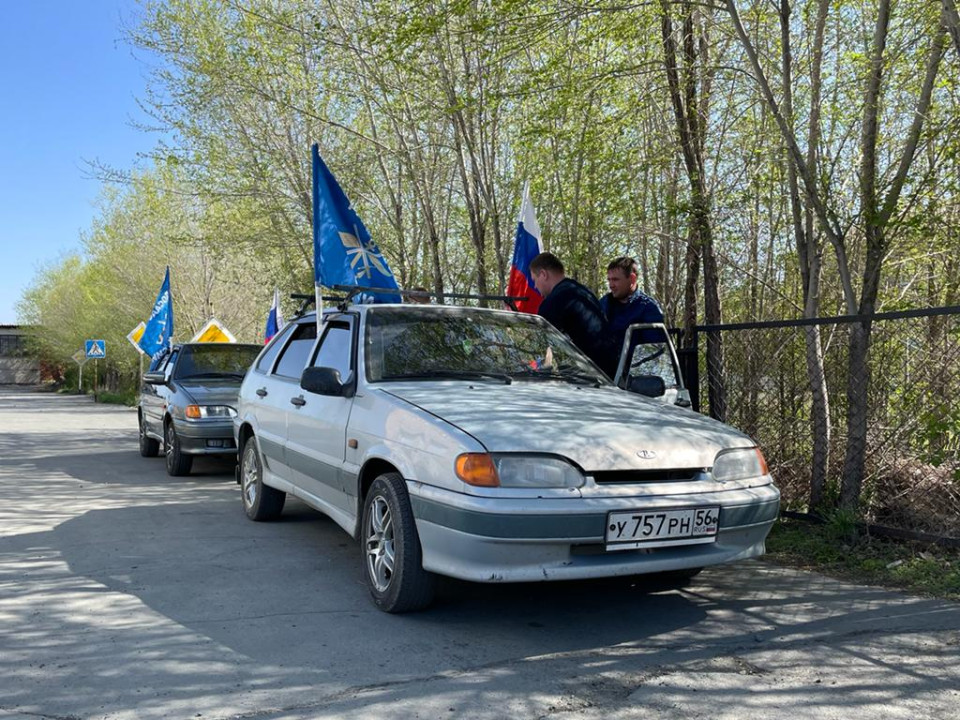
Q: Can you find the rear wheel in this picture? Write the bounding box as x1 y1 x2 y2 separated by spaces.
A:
240 435 285 521
361 472 435 613
164 422 193 476
138 414 159 458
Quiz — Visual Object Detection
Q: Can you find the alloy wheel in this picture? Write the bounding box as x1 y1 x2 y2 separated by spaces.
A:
165 425 174 460
365 495 395 592
242 443 259 509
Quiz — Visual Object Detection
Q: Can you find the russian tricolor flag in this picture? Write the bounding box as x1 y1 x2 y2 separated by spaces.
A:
507 182 544 313
264 288 284 343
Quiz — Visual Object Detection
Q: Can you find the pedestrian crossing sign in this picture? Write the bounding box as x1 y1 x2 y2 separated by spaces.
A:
190 318 236 343
85 339 106 358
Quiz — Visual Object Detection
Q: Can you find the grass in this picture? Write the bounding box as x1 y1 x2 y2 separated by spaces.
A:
765 516 960 600
95 390 138 406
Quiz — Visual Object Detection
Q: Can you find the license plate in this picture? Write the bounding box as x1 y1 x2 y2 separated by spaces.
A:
605 506 719 550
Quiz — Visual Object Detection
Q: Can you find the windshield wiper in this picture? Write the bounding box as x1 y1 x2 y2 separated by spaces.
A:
179 372 245 380
511 367 604 387
555 371 605 387
383 370 512 384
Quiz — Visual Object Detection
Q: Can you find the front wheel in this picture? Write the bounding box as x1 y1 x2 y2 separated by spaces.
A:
240 435 285 521
361 472 435 613
165 422 193 476
139 414 159 458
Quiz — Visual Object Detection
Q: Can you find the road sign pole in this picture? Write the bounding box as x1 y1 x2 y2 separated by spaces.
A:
79 364 82 393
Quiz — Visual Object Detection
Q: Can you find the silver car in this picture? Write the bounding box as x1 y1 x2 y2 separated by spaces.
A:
234 304 779 613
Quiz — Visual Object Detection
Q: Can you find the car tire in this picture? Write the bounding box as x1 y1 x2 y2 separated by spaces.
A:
164 422 193 476
240 435 285 521
361 472 436 613
139 414 160 458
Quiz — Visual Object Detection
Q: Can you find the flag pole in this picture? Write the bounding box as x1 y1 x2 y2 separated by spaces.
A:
312 143 323 335
315 284 323 335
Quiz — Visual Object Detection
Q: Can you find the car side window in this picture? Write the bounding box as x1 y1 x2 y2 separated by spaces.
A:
273 322 318 379
255 322 296 374
148 349 169 372
311 322 353 381
163 349 180 381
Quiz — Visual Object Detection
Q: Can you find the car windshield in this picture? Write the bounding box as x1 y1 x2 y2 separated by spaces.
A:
365 306 609 385
174 344 261 380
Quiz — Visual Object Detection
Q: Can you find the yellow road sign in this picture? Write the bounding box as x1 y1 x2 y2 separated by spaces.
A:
190 318 237 343
126 322 147 355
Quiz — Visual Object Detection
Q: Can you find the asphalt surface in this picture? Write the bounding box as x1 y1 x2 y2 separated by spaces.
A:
0 387 957 720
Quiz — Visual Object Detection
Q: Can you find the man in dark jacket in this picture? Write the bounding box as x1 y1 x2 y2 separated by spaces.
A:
600 256 664 356
530 252 619 377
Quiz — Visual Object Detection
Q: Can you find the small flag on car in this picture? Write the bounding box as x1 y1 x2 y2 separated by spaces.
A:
265 288 284 343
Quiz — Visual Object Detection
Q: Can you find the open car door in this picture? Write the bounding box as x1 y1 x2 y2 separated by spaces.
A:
613 322 692 408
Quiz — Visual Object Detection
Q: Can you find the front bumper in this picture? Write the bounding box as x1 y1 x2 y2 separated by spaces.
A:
171 417 238 456
409 481 780 582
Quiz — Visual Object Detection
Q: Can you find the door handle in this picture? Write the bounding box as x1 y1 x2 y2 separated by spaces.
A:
290 395 306 407
256 387 268 398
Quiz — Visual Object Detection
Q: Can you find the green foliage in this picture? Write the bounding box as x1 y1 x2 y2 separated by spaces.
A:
16 0 960 521
767 518 960 599
96 391 139 407
822 507 863 544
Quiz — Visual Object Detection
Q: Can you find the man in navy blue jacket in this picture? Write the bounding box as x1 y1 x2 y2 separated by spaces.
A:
530 252 619 378
599 257 664 360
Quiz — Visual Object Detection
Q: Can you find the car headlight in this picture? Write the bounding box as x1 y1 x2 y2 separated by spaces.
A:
712 448 768 482
455 453 584 488
185 405 237 419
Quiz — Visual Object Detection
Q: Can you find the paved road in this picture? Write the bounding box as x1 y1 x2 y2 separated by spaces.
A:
0 388 957 720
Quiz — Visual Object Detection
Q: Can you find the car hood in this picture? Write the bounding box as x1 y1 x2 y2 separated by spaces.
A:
381 381 754 472
178 380 242 406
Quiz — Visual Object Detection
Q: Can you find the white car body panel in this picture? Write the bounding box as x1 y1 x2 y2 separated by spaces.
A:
235 304 780 585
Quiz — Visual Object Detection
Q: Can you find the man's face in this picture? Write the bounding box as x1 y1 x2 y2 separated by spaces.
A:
532 269 551 297
607 268 637 301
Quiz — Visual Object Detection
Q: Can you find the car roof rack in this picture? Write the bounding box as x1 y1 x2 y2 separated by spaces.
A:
289 293 346 318
330 285 531 312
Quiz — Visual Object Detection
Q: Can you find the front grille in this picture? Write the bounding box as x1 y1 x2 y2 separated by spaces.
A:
590 469 703 484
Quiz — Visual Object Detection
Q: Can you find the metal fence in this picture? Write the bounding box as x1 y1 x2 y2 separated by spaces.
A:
687 306 960 542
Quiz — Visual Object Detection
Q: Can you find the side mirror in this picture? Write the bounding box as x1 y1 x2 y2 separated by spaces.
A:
627 374 666 398
143 371 167 385
301 366 345 397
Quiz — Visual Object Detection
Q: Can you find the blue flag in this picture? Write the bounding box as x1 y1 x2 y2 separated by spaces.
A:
139 267 173 359
312 144 400 302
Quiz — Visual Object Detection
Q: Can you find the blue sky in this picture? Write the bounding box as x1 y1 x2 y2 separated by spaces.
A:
0 0 156 323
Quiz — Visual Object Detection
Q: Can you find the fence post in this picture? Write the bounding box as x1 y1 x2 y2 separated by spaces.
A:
677 328 700 413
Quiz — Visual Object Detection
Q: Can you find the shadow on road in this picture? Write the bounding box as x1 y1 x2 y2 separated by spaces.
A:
2 391 958 718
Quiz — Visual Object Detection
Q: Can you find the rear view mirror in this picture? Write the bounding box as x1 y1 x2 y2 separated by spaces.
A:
301 366 345 396
627 374 666 398
143 371 166 385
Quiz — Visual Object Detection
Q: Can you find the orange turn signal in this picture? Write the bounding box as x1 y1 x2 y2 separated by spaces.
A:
455 453 500 487
185 405 202 419
755 448 769 476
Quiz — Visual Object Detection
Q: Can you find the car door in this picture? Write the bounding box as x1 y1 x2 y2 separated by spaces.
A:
142 348 178 436
614 323 690 407
248 321 308 484
283 317 357 518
